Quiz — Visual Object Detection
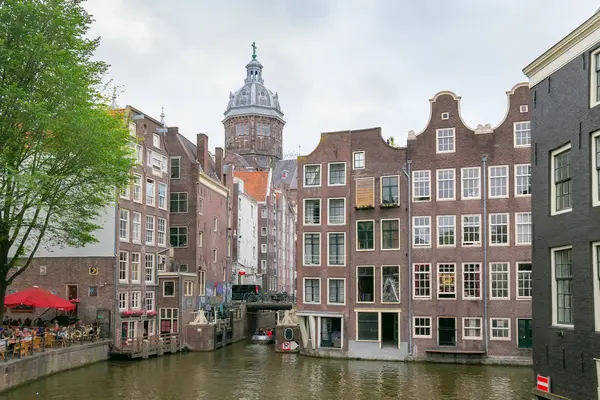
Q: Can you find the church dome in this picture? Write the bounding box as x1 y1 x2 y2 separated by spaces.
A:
224 53 284 121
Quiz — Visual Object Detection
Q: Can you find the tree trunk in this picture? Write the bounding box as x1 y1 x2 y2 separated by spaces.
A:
0 241 9 322
0 280 7 323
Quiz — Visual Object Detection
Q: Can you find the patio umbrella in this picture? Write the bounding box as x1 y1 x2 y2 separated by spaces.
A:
4 287 76 311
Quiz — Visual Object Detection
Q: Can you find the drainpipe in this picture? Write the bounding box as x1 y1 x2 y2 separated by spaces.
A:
482 155 489 354
402 160 413 355
113 204 119 343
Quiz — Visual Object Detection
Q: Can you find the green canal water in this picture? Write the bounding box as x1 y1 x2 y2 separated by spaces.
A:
1 342 533 400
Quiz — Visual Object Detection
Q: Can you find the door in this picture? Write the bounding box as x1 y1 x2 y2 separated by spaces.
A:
438 317 456 346
517 319 532 348
121 322 128 344
393 313 399 347
67 285 78 300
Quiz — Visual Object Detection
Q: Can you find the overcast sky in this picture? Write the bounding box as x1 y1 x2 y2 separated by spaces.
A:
85 0 598 157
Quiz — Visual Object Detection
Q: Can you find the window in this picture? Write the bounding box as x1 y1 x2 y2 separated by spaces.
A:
489 213 509 245
118 293 128 310
89 286 98 297
134 144 142 163
462 263 481 299
441 112 449 120
133 174 142 203
357 266 375 303
235 123 249 136
413 264 431 299
303 278 320 304
170 157 180 179
462 215 481 246
514 121 531 147
149 151 162 173
198 198 204 214
461 167 480 199
357 312 378 341
437 215 455 247
328 163 346 185
353 151 365 169
436 128 455 153
519 105 528 113
131 291 141 309
163 281 175 297
380 219 400 250
132 212 141 243
154 218 165 248
413 216 431 247
517 263 532 299
304 165 321 187
198 231 203 248
327 233 345 266
213 217 218 232
160 308 178 334
198 271 206 296
413 317 432 338
303 233 320 266
170 192 188 213
119 209 129 242
437 264 456 299
157 183 167 209
327 198 345 225
488 166 508 198
131 253 140 283
591 48 600 107
256 123 270 136
145 292 154 311
490 318 510 340
303 199 320 225
463 318 482 340
356 220 374 250
593 131 600 206
170 227 187 248
145 254 155 283
552 247 573 326
515 212 532 245
328 279 345 304
261 227 267 236
381 176 399 205
184 281 194 296
153 133 160 148
437 169 455 200
490 263 509 299
146 179 155 206
381 266 400 303
157 255 166 272
118 251 129 283
261 244 267 253
145 216 155 245
413 171 431 201
551 144 572 214
355 177 374 207
515 164 531 196
120 181 130 199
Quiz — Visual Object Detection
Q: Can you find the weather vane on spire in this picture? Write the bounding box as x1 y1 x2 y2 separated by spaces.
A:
251 41 257 59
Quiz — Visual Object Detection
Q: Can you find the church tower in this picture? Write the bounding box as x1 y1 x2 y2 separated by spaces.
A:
223 43 285 168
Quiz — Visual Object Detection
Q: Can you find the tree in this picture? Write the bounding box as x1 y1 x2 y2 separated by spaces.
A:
0 0 134 319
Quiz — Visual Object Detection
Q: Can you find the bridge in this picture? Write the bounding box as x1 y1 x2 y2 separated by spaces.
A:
237 293 296 311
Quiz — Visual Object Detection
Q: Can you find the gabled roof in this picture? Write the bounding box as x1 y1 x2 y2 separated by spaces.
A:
176 134 221 183
233 170 271 202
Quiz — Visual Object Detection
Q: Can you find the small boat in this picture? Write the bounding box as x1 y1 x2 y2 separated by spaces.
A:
251 334 274 344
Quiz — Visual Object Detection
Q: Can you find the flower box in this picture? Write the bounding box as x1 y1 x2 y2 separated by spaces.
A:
354 204 375 210
146 311 157 317
379 203 400 209
69 298 81 303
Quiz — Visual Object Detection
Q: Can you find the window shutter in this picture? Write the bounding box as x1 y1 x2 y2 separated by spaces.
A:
355 177 374 207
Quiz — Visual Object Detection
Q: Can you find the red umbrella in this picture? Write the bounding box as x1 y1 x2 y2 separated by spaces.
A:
4 287 76 311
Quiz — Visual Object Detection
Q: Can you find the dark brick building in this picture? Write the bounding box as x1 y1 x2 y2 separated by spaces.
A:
523 10 600 400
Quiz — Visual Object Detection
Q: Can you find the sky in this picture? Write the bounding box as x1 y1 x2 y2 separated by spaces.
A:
84 0 599 157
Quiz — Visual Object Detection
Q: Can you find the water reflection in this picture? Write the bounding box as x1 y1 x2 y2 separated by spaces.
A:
1 341 532 400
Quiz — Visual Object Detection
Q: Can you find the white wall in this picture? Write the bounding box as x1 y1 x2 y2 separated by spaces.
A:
236 188 258 284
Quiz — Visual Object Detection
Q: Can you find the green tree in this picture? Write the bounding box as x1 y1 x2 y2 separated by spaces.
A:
0 0 134 318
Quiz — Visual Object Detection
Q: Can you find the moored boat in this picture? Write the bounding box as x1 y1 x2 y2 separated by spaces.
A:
251 334 274 344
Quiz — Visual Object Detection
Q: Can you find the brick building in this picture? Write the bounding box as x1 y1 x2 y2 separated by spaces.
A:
523 9 600 400
296 128 409 359
406 84 532 361
231 177 258 284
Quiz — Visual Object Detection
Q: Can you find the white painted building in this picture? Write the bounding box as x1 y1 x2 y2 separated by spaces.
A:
233 177 258 285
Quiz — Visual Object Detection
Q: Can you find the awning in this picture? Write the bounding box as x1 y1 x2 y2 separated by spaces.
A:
5 287 76 311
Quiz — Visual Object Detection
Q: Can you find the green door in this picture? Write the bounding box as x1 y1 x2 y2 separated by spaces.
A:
393 313 399 346
518 319 532 348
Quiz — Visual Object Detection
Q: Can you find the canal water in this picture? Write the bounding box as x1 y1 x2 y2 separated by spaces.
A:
1 342 533 400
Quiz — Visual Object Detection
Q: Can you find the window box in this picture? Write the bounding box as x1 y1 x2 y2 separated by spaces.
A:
354 204 375 210
379 202 400 209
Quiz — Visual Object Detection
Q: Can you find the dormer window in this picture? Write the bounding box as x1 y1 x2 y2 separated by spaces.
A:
281 170 289 180
441 112 449 120
153 134 160 149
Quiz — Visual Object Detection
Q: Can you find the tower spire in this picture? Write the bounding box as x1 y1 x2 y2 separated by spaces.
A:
110 87 118 109
251 41 257 60
160 105 167 128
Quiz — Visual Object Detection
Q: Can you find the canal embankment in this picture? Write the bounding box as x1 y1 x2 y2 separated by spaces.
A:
0 340 110 393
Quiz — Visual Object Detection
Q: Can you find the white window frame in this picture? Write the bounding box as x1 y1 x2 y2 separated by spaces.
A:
551 245 574 328
381 265 400 304
157 217 166 247
436 215 456 248
198 271 206 296
145 215 155 246
462 263 482 300
593 242 600 331
356 265 376 304
170 157 181 180
118 251 129 284
461 214 481 247
146 178 155 206
437 263 456 300
158 182 168 210
489 213 509 246
184 281 194 297
436 128 455 153
303 277 321 304
519 105 528 113
132 174 142 203
380 218 400 250
303 198 321 226
436 168 456 201
118 292 128 310
132 212 141 244
145 291 155 311
490 262 510 300
441 112 449 120
590 47 600 108
412 170 431 202
303 164 322 187
515 212 532 245
327 198 346 225
514 164 531 197
413 264 431 300
261 244 267 253
131 252 141 284
170 192 188 214
120 181 130 200
131 291 141 310
462 317 483 340
153 133 160 149
550 143 572 216
302 232 321 267
356 219 375 251
327 162 346 186
144 254 155 284
326 278 346 305
119 209 129 242
513 121 531 147
592 130 600 207
380 175 400 206
412 216 431 248
327 232 346 267
461 167 481 200
488 165 509 199
163 281 176 297
413 316 432 338
516 262 532 300
490 318 511 341
353 151 365 169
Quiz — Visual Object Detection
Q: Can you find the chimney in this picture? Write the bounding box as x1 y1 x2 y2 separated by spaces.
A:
215 147 224 182
196 133 209 173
